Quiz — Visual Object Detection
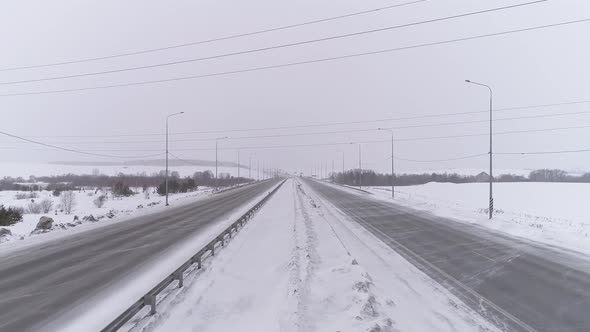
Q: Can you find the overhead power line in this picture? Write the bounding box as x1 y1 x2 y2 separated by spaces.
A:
13 98 590 139
168 152 205 167
393 153 489 162
496 149 590 155
3 123 589 154
0 130 165 159
394 124 590 142
0 0 427 72
0 1 546 86
4 16 588 97
3 109 589 145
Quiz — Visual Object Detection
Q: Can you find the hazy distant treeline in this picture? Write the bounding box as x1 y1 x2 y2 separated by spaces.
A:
0 170 253 192
331 169 590 187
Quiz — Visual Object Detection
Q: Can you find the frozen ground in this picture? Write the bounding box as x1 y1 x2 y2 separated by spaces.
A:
144 179 496 332
367 182 590 255
1 162 244 178
0 187 213 244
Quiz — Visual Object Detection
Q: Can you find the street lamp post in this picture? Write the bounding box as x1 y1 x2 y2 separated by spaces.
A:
466 79 494 219
165 112 184 206
378 128 395 198
215 136 228 191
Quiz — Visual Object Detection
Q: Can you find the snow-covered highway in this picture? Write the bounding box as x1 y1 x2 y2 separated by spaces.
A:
0 180 279 332
2 177 590 332
305 179 590 332
148 178 496 332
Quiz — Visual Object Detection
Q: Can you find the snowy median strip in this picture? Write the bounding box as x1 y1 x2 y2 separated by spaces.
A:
146 179 497 332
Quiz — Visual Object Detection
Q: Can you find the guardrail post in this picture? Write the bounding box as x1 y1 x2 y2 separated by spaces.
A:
197 255 202 269
174 271 184 288
228 228 233 238
144 294 156 315
209 244 215 256
221 235 225 247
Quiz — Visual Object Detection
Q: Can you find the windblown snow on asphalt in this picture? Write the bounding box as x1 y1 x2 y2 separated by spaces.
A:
367 182 590 255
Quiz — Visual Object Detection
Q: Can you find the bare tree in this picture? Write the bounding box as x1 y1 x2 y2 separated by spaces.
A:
26 200 42 214
60 191 77 215
39 199 54 213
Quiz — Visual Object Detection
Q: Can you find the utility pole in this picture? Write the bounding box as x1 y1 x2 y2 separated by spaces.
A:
215 136 228 191
237 149 240 187
249 154 254 180
358 144 362 190
378 128 395 198
466 79 494 219
257 160 260 181
332 160 335 182
165 112 184 206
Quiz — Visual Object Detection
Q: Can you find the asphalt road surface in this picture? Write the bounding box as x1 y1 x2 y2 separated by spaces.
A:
305 179 590 332
0 180 278 332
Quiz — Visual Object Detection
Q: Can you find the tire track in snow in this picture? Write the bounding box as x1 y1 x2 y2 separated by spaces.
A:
294 180 399 332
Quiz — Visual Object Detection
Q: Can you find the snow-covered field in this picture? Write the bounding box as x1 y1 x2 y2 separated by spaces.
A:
396 168 534 177
367 182 590 255
0 187 213 244
142 179 496 332
1 162 244 178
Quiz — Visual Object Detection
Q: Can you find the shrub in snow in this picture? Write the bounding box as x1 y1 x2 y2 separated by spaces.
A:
112 180 134 197
14 193 28 200
60 191 77 215
0 205 23 226
52 190 61 197
11 206 25 215
26 201 42 214
40 199 53 213
93 195 107 208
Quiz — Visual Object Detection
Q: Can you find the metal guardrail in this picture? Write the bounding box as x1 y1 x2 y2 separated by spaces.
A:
101 179 286 332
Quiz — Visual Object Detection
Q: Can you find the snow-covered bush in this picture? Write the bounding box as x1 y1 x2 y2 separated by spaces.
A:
14 193 27 200
113 180 134 197
93 195 107 208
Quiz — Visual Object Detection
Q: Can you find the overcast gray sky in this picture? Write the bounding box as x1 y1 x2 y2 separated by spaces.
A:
1 0 590 175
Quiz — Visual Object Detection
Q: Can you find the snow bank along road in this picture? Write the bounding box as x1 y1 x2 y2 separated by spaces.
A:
305 179 590 332
0 180 279 332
